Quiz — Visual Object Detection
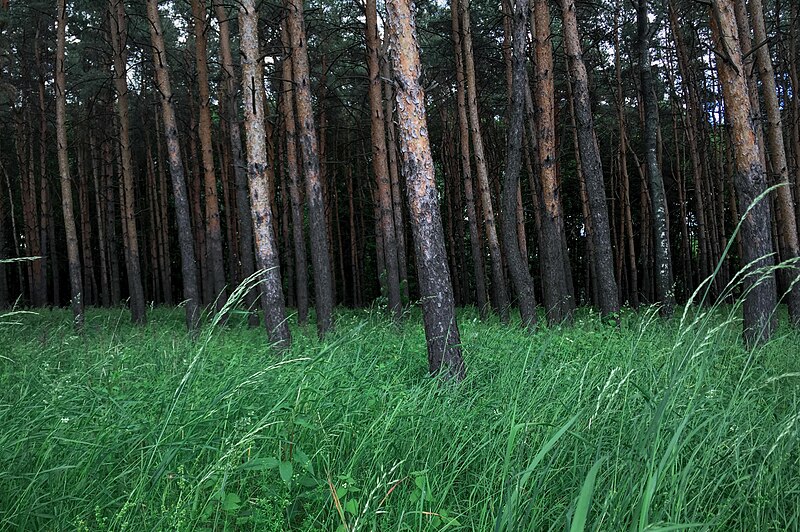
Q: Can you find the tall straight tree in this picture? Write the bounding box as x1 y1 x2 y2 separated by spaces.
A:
279 20 309 325
387 0 466 381
533 0 573 324
286 0 334 337
450 0 489 318
500 0 537 330
213 0 260 327
56 0 83 329
146 0 201 331
459 0 510 322
748 0 800 325
560 0 619 320
710 0 778 345
365 0 402 321
636 0 675 317
109 0 146 324
239 0 292 349
192 0 227 313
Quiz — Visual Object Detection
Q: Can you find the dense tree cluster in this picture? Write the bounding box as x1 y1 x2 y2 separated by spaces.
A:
1 0 799 369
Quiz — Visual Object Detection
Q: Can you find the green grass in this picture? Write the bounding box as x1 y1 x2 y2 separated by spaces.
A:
0 303 798 531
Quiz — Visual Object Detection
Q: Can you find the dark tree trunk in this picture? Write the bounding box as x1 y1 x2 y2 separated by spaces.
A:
287 0 334 338
239 0 291 349
110 0 146 325
89 132 111 307
501 0 537 330
710 0 778 346
451 0 489 318
56 0 84 329
637 0 675 317
147 0 201 331
561 0 620 320
387 0 466 381
279 21 310 325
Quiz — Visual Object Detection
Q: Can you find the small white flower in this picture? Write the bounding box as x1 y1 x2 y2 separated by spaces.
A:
61 417 70 423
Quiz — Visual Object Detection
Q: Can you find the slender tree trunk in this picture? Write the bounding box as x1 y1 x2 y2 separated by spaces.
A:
287 0 334 337
0 165 9 309
36 33 53 306
89 132 111 307
279 22 309 325
213 0 260 327
154 111 173 305
710 0 778 346
110 0 146 324
382 52 409 301
561 0 619 320
78 146 97 306
533 0 573 324
56 0 84 329
387 0 465 381
748 0 800 325
191 0 228 313
501 0 537 329
451 0 489 317
460 0 510 321
366 0 402 320
637 0 675 317
239 0 291 349
147 0 201 331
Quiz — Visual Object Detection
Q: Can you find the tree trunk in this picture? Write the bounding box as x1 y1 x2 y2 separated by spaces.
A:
460 0 510 321
748 0 800 325
56 0 84 329
501 0 537 330
238 0 291 349
451 0 489 318
366 0 402 321
214 0 260 327
710 0 778 346
561 0 620 320
387 0 466 381
147 0 201 331
637 0 675 317
89 132 111 307
109 0 146 325
191 0 227 313
533 0 573 324
279 21 310 325
287 0 334 338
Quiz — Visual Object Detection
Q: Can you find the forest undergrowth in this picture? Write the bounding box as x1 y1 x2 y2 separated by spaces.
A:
1 300 798 531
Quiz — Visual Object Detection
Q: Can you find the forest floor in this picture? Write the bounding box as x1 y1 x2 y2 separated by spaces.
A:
1 303 798 531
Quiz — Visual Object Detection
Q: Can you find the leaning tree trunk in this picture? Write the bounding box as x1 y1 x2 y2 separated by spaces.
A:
192 0 228 314
366 0 402 321
286 0 334 338
500 0 537 330
533 0 573 325
460 0 510 322
748 0 800 325
710 0 778 346
637 0 675 318
147 0 201 331
279 20 310 326
238 0 292 350
109 0 146 325
387 0 466 381
214 0 260 327
56 0 84 329
561 0 620 321
451 0 489 317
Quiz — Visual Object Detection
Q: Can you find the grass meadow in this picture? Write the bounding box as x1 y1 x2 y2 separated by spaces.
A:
1 301 798 531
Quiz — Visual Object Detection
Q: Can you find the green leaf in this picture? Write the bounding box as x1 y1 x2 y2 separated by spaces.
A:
236 457 279 471
570 457 605 532
222 492 241 512
279 461 293 484
344 499 358 515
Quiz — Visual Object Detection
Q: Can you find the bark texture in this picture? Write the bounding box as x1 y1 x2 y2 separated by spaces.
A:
501 0 537 330
239 0 292 349
147 0 201 331
387 0 466 381
711 0 778 346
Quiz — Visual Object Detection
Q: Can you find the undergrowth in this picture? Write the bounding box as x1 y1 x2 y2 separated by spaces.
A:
0 302 798 530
